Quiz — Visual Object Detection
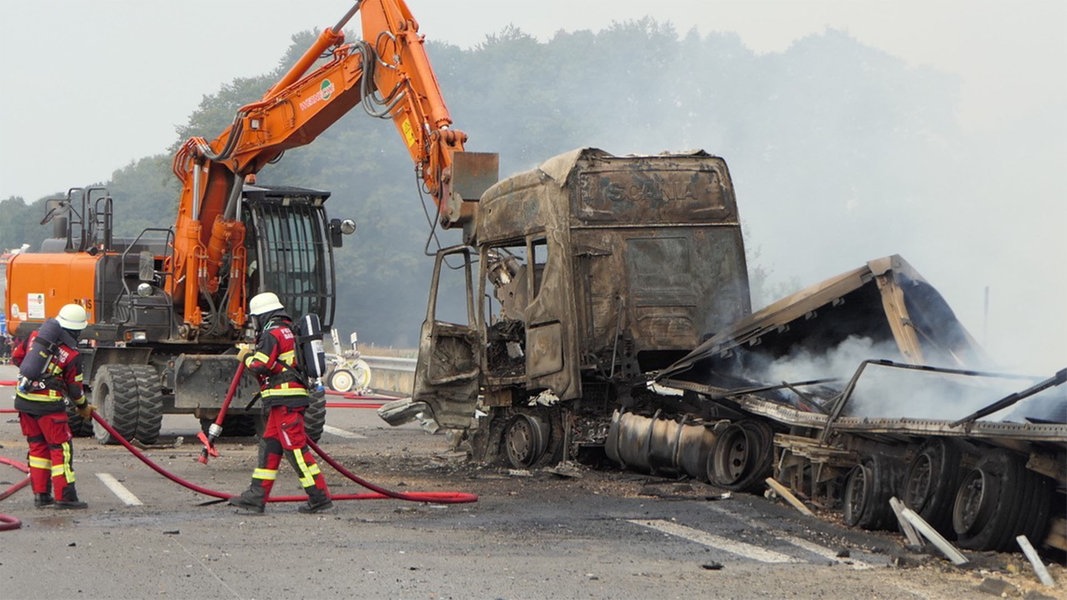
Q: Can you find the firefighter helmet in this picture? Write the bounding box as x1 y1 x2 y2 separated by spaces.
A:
249 292 284 316
56 303 89 330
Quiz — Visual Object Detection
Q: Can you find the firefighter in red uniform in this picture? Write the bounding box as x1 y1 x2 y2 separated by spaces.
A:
229 292 333 513
12 303 94 509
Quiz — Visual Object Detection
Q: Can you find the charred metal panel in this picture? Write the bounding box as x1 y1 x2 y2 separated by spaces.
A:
477 168 558 244
527 321 563 378
411 246 482 428
571 154 736 225
657 255 987 391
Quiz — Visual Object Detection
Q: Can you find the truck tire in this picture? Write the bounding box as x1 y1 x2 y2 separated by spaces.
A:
304 390 326 443
843 455 899 531
707 420 772 492
503 412 551 469
901 438 962 537
952 449 1053 551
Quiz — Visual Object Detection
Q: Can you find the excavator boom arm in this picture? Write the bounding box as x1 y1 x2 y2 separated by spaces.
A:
166 0 476 335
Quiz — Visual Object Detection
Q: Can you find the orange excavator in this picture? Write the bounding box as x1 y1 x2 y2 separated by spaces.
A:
4 0 497 444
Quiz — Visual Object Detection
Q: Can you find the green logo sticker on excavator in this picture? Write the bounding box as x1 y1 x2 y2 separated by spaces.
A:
298 79 336 111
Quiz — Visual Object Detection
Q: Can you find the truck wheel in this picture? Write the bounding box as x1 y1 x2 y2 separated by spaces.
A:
92 365 140 445
504 412 551 469
707 420 772 492
952 449 1053 551
304 390 327 442
901 438 962 537
843 455 898 530
327 368 356 393
130 364 163 445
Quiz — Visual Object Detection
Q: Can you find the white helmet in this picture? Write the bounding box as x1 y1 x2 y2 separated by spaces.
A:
249 292 284 316
57 303 89 330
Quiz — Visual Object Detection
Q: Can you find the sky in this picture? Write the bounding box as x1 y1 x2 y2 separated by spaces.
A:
2 0 1065 370
3 0 1063 202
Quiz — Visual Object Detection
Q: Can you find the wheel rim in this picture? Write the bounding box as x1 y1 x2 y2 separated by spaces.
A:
953 468 990 535
505 414 549 468
904 453 934 511
725 436 749 480
711 425 750 485
844 464 871 526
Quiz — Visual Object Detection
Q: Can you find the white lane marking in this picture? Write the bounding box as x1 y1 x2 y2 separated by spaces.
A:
629 519 798 563
704 503 877 570
96 472 143 506
323 425 365 439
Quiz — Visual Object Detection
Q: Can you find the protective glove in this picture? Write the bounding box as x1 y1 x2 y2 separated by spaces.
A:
16 375 30 393
75 402 95 421
236 343 253 363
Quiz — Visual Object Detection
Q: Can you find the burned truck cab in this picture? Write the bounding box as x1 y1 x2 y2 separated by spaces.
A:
410 148 751 467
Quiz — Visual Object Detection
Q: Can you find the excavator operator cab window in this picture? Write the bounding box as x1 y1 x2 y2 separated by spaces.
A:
241 188 336 327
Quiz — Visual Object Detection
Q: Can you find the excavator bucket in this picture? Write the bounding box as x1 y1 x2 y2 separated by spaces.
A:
448 152 498 241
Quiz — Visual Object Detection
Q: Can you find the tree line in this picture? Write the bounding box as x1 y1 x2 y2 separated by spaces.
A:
1 20 971 347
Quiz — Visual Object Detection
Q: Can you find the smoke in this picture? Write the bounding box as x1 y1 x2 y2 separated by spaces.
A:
554 26 1066 376
761 335 900 384
749 335 1066 423
845 364 1065 424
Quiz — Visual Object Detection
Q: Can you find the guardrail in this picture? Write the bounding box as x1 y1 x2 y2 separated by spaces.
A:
361 355 416 395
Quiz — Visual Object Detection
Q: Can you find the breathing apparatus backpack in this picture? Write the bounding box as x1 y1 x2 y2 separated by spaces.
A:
293 313 327 385
17 319 72 382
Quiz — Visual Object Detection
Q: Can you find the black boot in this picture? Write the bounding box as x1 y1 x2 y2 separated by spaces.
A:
54 485 88 510
298 486 333 514
229 486 266 513
34 493 54 508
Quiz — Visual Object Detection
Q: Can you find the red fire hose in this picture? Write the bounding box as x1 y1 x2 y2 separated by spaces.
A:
0 379 477 526
0 457 30 531
90 411 478 504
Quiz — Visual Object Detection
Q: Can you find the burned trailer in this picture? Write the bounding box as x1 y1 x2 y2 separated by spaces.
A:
402 148 752 468
639 255 1067 553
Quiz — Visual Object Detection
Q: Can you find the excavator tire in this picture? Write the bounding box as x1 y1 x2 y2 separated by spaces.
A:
92 365 141 445
304 389 327 443
131 364 163 445
66 404 95 438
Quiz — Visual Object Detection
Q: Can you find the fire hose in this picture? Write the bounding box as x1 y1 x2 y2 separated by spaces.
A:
0 389 477 529
90 410 477 504
0 456 30 531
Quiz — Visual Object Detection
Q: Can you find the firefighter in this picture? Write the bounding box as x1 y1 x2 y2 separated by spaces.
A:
12 303 94 509
229 292 333 514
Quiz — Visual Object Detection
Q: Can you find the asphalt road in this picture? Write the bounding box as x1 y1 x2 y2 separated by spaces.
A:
0 363 1061 600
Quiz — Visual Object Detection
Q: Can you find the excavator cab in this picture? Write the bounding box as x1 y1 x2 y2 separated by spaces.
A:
240 185 349 330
